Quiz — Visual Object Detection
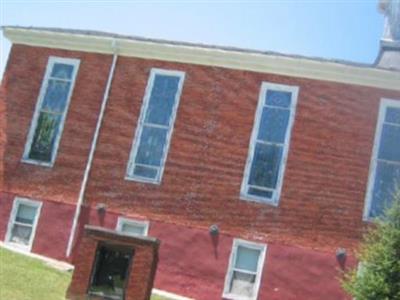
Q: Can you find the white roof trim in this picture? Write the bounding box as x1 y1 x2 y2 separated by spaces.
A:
3 27 400 91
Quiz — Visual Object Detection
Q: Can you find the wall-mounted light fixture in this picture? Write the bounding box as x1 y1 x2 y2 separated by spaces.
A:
96 203 107 214
336 248 347 269
209 224 219 236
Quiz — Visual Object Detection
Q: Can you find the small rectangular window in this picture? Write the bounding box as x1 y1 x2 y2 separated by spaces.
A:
364 98 400 220
126 68 185 183
116 217 149 236
5 197 42 251
223 239 267 300
241 82 299 205
22 57 80 167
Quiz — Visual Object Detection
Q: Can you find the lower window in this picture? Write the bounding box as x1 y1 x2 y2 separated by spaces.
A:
5 197 42 251
116 217 149 236
223 239 267 300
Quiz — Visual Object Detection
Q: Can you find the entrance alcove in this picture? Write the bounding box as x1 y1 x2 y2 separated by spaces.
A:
67 225 160 300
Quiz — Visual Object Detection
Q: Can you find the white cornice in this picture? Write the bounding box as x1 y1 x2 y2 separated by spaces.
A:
3 27 400 91
381 38 400 48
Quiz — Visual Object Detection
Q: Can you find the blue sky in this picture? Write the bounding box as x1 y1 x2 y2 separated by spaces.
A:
0 1 385 80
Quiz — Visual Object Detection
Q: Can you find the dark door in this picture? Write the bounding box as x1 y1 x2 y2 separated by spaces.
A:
88 243 134 300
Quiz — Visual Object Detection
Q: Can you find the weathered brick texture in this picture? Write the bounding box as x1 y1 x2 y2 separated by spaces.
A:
2 45 111 205
86 54 400 250
2 44 400 253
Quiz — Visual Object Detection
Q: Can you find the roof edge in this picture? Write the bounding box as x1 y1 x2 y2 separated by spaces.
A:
3 26 400 91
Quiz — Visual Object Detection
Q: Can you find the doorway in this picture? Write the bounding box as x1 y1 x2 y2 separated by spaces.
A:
88 243 133 300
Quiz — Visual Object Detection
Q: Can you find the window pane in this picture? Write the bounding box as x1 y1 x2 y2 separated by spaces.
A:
247 187 273 199
265 90 292 108
135 126 168 166
257 107 290 143
370 161 400 218
133 165 158 179
248 143 283 189
41 79 71 113
230 271 255 297
16 204 37 225
145 75 180 126
50 63 74 80
28 112 62 162
10 224 32 246
378 124 400 162
235 246 260 272
385 107 400 124
121 223 146 236
128 70 183 183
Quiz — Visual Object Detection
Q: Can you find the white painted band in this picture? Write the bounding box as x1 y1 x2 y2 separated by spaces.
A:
3 27 400 92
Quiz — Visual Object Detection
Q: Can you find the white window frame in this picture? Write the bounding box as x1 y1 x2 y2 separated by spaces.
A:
223 238 267 300
240 82 299 206
22 56 80 167
116 217 149 236
125 68 185 184
363 98 400 221
5 197 42 252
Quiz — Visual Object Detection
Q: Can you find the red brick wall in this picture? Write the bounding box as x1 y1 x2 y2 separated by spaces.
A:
32 198 75 260
0 192 14 240
2 44 400 253
85 53 400 251
1 45 111 205
0 73 5 192
67 231 97 298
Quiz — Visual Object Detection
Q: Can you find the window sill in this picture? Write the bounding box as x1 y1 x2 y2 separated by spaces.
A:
124 175 161 185
239 193 279 207
21 158 54 168
222 292 256 300
362 215 375 223
3 241 32 253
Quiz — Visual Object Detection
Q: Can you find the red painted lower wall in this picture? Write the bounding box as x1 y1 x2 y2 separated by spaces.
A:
86 208 352 300
0 192 14 241
0 194 352 299
0 192 75 261
32 199 75 260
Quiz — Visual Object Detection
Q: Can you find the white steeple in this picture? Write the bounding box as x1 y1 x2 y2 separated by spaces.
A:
376 0 400 70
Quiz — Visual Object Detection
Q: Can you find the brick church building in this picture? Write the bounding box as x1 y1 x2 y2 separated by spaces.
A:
1 1 400 299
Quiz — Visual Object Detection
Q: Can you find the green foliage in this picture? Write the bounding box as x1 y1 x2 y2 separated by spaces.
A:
342 193 400 300
35 113 56 149
29 112 59 161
